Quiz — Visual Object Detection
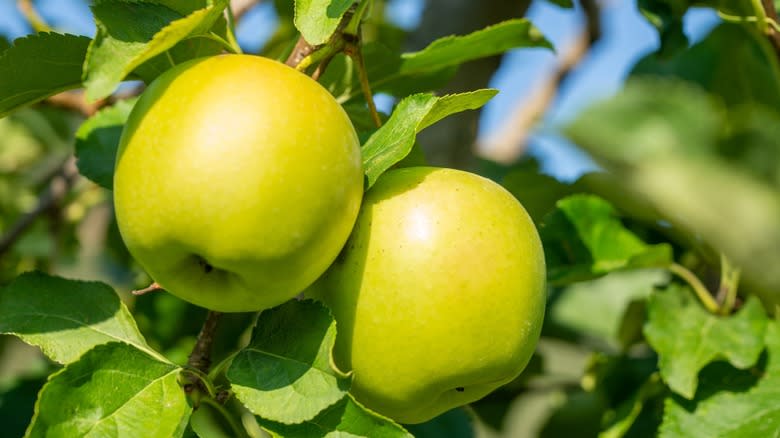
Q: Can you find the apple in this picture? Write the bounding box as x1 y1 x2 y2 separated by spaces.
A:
308 167 546 424
114 54 363 312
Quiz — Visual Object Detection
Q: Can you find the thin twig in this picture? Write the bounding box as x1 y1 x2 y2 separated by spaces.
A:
224 2 243 54
477 0 600 164
0 157 79 258
132 282 162 296
285 36 318 68
46 91 104 117
346 41 382 127
760 0 780 58
285 2 364 71
17 0 51 32
231 0 262 22
310 54 334 81
46 84 144 117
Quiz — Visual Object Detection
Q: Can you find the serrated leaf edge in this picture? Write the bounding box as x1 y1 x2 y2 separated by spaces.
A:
84 0 225 100
24 341 183 438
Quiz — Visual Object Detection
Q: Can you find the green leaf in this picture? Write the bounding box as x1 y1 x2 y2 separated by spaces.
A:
0 33 91 118
84 0 228 101
660 320 780 437
294 0 354 46
257 395 412 437
549 269 669 349
644 285 769 399
326 19 550 103
0 36 10 53
540 194 673 285
0 272 161 364
27 342 190 437
332 44 457 102
545 0 574 7
227 300 350 424
637 0 690 54
599 374 665 438
575 172 665 225
567 80 722 165
342 101 387 138
361 89 497 188
405 408 474 438
400 19 552 74
632 23 780 109
189 400 239 438
501 161 578 224
566 78 780 306
75 98 138 189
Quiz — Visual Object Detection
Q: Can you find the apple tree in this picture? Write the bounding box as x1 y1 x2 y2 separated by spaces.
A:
1 0 779 437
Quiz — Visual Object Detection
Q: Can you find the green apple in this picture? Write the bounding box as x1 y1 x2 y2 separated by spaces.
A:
309 167 546 424
114 54 363 312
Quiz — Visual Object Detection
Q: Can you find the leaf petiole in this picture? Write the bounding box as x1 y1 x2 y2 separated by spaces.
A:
751 0 770 33
224 3 244 54
668 263 720 314
208 350 239 381
185 32 241 54
200 397 250 438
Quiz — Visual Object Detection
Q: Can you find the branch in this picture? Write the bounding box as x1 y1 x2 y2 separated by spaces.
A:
477 0 600 164
183 310 224 401
285 2 364 71
46 84 144 117
760 0 780 58
285 36 318 68
0 157 80 258
17 0 51 32
46 91 104 117
187 310 223 374
231 0 262 22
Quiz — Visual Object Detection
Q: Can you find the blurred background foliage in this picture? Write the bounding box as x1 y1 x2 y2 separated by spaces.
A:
1 0 779 437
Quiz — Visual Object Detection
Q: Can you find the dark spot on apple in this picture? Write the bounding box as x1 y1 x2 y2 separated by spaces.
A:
455 387 465 392
196 256 214 273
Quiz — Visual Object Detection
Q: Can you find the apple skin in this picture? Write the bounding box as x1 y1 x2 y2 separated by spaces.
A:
114 54 363 312
308 167 546 424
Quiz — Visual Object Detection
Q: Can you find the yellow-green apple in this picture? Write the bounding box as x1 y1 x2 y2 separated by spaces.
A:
114 54 363 312
309 167 546 424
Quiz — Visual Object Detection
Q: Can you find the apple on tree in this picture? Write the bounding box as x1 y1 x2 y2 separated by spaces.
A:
308 167 547 424
113 54 363 312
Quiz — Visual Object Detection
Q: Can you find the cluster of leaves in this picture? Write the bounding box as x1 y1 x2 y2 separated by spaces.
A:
0 0 551 436
1 0 779 437
476 0 779 435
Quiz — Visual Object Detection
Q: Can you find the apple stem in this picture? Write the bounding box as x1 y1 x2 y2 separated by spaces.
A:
131 282 162 296
346 39 382 128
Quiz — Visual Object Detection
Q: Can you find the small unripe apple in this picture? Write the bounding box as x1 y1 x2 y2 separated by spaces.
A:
114 54 363 312
309 167 546 424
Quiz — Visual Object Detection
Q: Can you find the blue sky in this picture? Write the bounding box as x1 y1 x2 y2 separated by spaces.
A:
0 0 720 180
